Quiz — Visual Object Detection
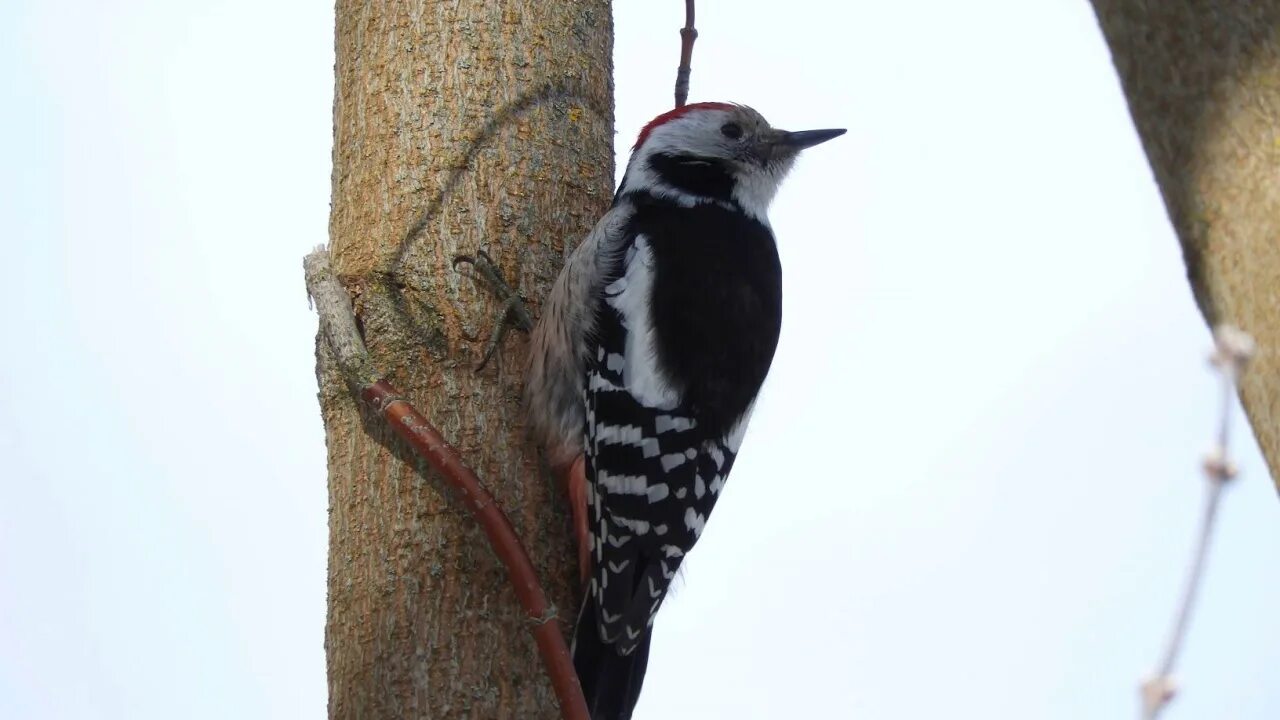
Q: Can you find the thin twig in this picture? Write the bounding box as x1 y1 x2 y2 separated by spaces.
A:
304 247 589 720
1140 325 1255 719
674 0 697 108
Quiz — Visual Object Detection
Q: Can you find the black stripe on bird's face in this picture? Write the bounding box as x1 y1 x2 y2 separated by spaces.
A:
646 153 736 202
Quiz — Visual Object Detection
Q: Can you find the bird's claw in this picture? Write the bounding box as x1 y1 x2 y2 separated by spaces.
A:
453 250 534 371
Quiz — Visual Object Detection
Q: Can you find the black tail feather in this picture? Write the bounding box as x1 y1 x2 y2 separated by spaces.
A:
572 591 652 720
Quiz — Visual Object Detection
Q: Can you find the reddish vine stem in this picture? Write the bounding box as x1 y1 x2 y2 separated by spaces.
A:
675 0 697 107
304 248 589 720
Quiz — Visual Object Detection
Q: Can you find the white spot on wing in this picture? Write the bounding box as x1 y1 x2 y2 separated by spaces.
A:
707 445 725 470
587 372 616 393
660 453 688 472
593 423 661 458
614 516 651 535
598 470 649 495
655 414 695 434
684 507 706 537
709 475 725 495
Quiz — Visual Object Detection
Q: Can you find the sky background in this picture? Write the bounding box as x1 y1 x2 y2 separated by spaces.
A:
2 1 1278 719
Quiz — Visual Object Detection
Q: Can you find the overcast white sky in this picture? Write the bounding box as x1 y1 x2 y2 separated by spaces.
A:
2 1 1278 719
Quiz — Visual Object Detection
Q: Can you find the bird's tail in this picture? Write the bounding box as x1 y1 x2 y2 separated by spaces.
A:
571 591 652 720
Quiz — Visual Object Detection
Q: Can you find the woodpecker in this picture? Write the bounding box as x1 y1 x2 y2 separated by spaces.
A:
526 102 844 719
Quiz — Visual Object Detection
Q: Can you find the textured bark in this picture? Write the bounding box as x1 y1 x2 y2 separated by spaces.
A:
319 2 614 718
1090 1 1280 491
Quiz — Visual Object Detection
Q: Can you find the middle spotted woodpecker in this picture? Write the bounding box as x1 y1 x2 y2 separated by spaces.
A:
525 102 844 720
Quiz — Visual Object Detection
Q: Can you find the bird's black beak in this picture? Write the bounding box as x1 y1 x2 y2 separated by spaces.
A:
774 128 847 150
753 127 846 166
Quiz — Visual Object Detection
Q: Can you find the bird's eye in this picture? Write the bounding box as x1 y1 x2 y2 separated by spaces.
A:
720 122 743 140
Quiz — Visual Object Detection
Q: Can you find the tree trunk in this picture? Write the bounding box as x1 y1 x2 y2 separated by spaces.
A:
1089 1 1280 491
319 2 614 717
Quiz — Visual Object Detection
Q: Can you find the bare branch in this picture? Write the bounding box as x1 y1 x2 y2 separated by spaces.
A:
674 0 697 108
304 246 379 388
1140 324 1256 719
304 247 589 720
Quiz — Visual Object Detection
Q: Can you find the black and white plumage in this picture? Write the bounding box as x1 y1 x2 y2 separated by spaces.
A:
526 102 844 720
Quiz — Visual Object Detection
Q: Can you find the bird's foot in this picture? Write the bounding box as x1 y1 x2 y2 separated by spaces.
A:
452 250 535 371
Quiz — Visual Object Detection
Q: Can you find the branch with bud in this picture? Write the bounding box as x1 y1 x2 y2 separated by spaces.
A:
1140 325 1256 719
